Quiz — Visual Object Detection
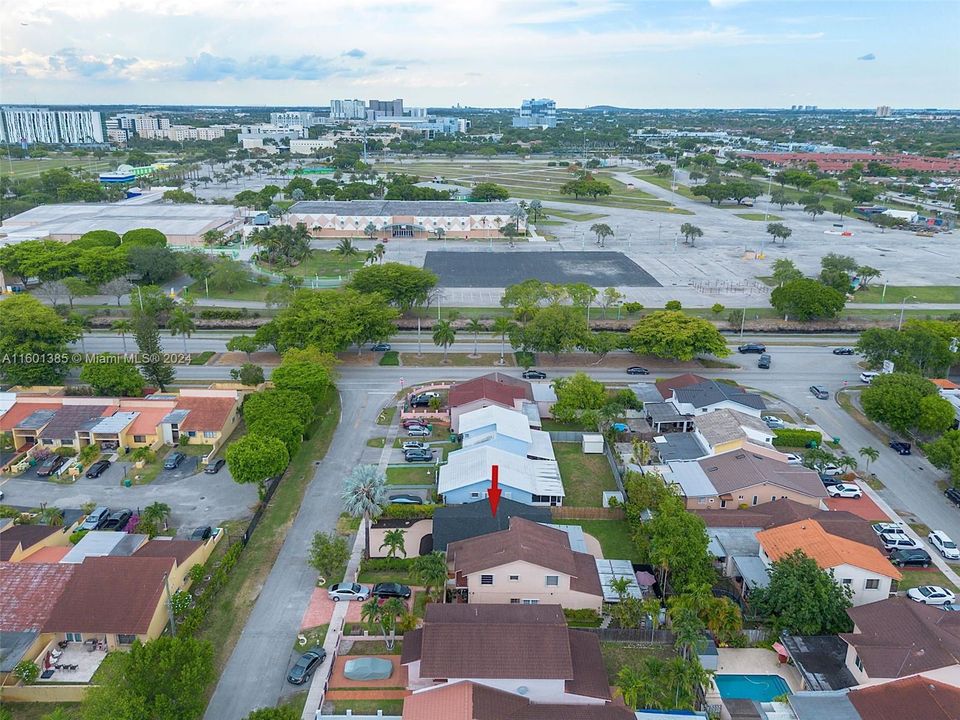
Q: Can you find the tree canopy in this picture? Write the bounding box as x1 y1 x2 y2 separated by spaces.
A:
770 278 845 321
626 311 728 361
469 182 510 201
80 357 146 397
348 263 438 310
861 373 947 436
271 346 336 405
0 294 77 386
121 228 168 247
225 433 289 498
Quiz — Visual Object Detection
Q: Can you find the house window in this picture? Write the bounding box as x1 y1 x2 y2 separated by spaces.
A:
133 435 146 443
545 576 559 587
522 599 539 605
841 578 852 586
738 496 744 501
188 431 196 437
65 632 83 643
470 492 481 498
204 431 217 438
752 495 758 506
855 655 864 672
509 575 519 581
480 575 494 585
865 579 880 590
510 598 521 604
698 497 707 504
42 439 54 445
117 634 136 645
720 500 728 508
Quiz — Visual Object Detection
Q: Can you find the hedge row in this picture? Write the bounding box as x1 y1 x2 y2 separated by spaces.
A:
772 428 822 448
198 308 261 320
178 541 244 636
380 504 438 520
360 557 416 573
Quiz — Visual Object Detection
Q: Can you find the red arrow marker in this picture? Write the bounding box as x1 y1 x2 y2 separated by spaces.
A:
488 464 502 517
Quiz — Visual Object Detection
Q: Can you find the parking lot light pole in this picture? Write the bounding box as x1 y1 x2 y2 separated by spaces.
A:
898 295 918 331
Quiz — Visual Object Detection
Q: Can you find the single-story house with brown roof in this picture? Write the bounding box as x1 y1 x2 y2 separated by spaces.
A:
448 373 535 432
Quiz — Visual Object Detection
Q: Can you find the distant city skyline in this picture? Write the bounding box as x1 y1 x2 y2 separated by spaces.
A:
2 0 958 108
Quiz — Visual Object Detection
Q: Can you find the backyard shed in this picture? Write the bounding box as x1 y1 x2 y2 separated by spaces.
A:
582 433 604 454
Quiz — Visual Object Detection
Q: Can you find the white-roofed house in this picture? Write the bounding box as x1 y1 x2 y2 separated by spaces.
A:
459 406 555 460
438 445 564 506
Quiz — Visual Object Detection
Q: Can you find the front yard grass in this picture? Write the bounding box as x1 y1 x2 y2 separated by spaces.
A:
553 442 618 507
896 568 959 594
385 465 439 485
187 277 269 302
554 519 639 562
848 284 960 304
376 406 397 425
346 640 404 655
329 700 404 715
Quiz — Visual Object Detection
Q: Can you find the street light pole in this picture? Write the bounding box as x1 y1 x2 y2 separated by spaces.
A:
898 295 918 331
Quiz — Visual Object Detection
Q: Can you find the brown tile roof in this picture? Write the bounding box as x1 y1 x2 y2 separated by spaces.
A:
0 562 76 631
134 539 204 566
447 518 602 597
405 604 575 680
841 597 960 678
848 676 960 720
0 525 60 561
448 373 532 409
654 373 709 400
22 546 70 563
565 629 614 699
401 681 632 720
756 520 901 579
698 449 827 498
43 556 175 635
175 396 238 432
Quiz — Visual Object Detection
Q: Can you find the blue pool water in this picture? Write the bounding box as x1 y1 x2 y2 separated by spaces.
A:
715 674 791 701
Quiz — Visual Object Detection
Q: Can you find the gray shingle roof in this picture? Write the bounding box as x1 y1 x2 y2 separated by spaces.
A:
432 498 551 551
698 449 826 498
38 405 109 440
675 380 767 411
654 433 707 461
288 200 519 216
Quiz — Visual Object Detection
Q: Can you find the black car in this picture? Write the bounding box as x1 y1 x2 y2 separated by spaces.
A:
889 548 932 567
522 370 547 379
889 441 912 455
820 474 842 487
832 347 855 355
204 458 226 474
410 397 431 408
36 455 66 477
190 526 212 541
737 343 766 354
372 582 412 599
389 494 423 505
85 460 111 478
287 648 326 685
946 487 960 507
757 354 771 369
626 366 649 375
102 509 132 531
163 452 186 470
371 343 391 352
404 449 434 463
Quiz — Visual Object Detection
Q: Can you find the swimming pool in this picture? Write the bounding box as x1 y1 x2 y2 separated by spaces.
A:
715 674 791 702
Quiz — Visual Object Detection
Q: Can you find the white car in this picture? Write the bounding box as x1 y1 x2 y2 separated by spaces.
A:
928 530 960 560
881 533 921 552
820 464 844 477
907 585 957 605
783 453 802 465
762 416 785 429
402 441 428 451
860 371 880 384
872 522 906 537
828 483 863 498
327 583 371 602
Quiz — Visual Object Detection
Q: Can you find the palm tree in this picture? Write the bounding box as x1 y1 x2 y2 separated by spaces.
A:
859 446 879 475
373 243 386 264
528 199 543 223
706 598 743 646
40 506 64 527
670 606 705 660
335 238 359 257
465 318 484 358
112 319 133 354
142 501 171 530
433 227 445 243
616 666 644 709
640 597 662 642
491 316 515 365
379 597 407 650
380 528 407 559
838 454 858 474
363 222 378 241
432 320 456 363
342 464 388 557
414 552 449 603
168 308 196 354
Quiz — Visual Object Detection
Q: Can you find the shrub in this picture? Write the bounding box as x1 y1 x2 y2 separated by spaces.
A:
563 608 602 627
515 350 536 368
380 503 438 520
55 446 77 457
622 302 644 314
188 563 206 585
130 447 156 463
69 529 89 545
664 300 682 311
772 428 823 448
199 308 252 320
79 444 101 464
13 660 39 685
360 557 416 572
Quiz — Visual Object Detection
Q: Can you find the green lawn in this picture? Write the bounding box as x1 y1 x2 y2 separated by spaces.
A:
400 352 514 367
735 213 783 221
554 519 639 562
1 154 114 179
329 700 404 714
848 285 960 304
385 465 439 485
544 209 610 221
376 406 397 425
601 642 675 685
896 568 959 594
346 640 404 655
366 437 386 448
553 442 618 507
187 278 269 302
275 249 366 278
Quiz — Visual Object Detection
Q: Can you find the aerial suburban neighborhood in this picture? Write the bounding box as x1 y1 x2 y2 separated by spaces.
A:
1 2 960 720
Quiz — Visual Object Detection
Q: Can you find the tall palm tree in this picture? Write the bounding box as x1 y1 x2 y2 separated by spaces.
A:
379 597 407 650
859 446 879 475
112 319 133 354
142 501 172 530
335 238 359 257
616 667 644 709
168 308 196 354
342 464 388 557
640 597 662 642
374 243 386 264
40 506 64 527
380 528 407 558
490 316 515 365
466 318 484 358
414 552 449 603
432 320 456 363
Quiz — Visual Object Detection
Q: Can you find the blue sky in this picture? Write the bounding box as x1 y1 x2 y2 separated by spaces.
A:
2 0 957 108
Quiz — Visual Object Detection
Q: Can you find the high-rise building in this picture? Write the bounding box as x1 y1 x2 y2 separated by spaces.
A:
330 99 366 120
368 98 404 118
1 107 103 144
512 99 557 129
270 111 317 128
876 105 892 117
106 113 171 140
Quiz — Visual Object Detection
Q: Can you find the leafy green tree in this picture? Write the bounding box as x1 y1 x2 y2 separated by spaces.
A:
647 495 712 592
243 389 311 456
832 199 854 219
770 189 793 210
725 179 762 205
128 246 179 284
679 223 703 246
765 223 792 245
750 550 853 635
861 373 940 435
230 363 265 386
0 294 77 386
73 229 121 249
348 263 438 310
552 372 607 425
654 163 672 177
78 247 128 285
469 182 509 201
178 251 213 282
926 430 960 485
856 265 882 288
225 434 289 499
522 305 590 357
101 277 134 307
691 182 730 206
414 552 449 602
207 258 248 294
226 335 260 360
121 228 167 247
770 279 845 321
80 357 146 396
589 223 614 246
133 314 174 391
271 347 336 405
918 394 957 436
803 202 825 220
309 531 349 579
600 287 625 318
627 310 728 361
432 320 456 362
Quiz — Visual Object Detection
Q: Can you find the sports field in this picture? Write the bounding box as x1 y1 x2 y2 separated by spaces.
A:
376 160 693 215
1 155 114 179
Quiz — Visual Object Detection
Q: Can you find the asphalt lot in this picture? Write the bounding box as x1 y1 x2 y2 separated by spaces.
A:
423 250 661 288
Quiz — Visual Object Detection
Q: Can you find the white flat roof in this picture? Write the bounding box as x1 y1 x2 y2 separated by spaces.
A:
439 445 564 498
459 405 532 444
662 461 716 498
528 429 555 460
3 203 241 238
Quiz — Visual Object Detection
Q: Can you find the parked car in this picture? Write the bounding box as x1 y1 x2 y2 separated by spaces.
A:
522 370 547 379
872 522 906 537
889 441 912 455
737 343 766 354
287 648 326 685
410 397 431 408
85 460 111 478
418 391 441 399
389 494 423 505
401 418 427 429
860 371 880 384
372 582 412 599
190 526 212 541
928 530 960 560
204 458 226 474
402 441 428 451
907 585 957 605
407 426 431 437
820 464 844 477
626 366 649 375
80 506 111 531
163 452 186 470
404 449 434 463
370 343 391 352
827 483 863 499
946 487 960 507
889 548 932 567
809 385 830 400
102 509 132 531
941 604 960 612
327 583 370 602
880 533 922 552
820 474 842 487
762 415 785 429
783 453 802 465
36 455 66 477
832 347 855 355
757 354 771 369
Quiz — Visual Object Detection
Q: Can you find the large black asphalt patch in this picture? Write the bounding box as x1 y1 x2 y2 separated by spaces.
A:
423 251 661 288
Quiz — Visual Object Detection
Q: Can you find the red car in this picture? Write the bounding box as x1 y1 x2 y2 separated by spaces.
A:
401 418 428 429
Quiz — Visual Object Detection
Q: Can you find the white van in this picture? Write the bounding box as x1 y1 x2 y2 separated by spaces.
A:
860 371 880 384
